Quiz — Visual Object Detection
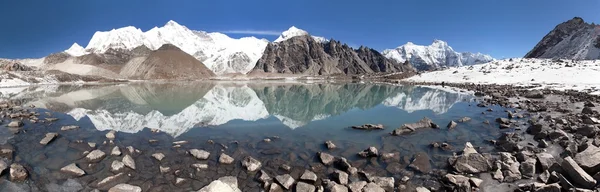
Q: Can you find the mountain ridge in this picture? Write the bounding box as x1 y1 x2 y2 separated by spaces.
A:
525 17 600 60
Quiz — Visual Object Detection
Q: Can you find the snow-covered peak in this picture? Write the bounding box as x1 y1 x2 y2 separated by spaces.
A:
274 26 328 43
383 40 495 70
64 43 88 56
85 26 149 52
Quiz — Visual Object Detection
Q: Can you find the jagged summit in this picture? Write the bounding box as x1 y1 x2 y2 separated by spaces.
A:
382 40 495 71
274 26 327 43
525 17 599 59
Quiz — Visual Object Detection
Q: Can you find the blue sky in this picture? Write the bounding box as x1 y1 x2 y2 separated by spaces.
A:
1 0 599 59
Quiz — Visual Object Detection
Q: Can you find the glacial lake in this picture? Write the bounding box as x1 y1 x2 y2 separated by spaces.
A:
0 81 519 191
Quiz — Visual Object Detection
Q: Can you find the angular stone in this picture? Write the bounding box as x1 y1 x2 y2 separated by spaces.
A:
0 160 7 175
191 163 208 170
325 141 336 149
241 156 261 172
536 152 557 171
520 158 536 179
190 149 210 160
447 121 458 129
219 153 234 164
60 163 85 177
111 160 126 173
296 182 315 192
122 154 135 170
106 130 116 140
269 183 284 192
462 142 478 155
152 153 165 161
574 144 600 174
111 146 121 156
9 164 27 182
561 156 596 189
357 146 378 158
300 170 318 182
408 152 431 173
416 187 431 192
577 125 599 138
275 174 295 190
361 183 384 192
40 133 58 145
85 150 106 162
258 170 271 183
329 184 349 192
459 117 472 123
7 121 23 127
392 117 438 135
470 177 483 188
372 177 394 191
582 107 594 114
534 183 561 192
318 152 335 165
332 170 348 185
348 181 366 192
60 125 79 131
108 184 142 192
159 166 170 173
198 176 241 192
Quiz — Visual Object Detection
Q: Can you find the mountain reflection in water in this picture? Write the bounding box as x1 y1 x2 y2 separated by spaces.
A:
3 82 472 137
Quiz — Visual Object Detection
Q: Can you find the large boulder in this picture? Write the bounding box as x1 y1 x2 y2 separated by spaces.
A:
574 144 600 175
409 152 432 173
561 156 596 188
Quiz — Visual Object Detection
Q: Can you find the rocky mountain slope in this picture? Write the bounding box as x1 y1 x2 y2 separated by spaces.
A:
66 20 268 74
525 17 600 60
251 34 415 76
382 40 495 71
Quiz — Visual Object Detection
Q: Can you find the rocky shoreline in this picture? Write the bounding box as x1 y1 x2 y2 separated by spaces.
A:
0 82 599 192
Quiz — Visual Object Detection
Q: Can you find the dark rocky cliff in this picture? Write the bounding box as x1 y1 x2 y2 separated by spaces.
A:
525 17 600 59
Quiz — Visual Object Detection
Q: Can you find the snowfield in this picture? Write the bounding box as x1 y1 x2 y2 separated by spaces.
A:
406 58 600 94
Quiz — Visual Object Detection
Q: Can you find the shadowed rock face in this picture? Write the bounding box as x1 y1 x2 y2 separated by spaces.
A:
525 17 600 60
252 35 415 75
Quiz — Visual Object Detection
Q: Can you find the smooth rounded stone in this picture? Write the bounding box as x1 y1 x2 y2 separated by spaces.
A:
198 176 241 192
447 121 458 129
275 174 295 190
219 153 234 164
86 150 106 162
60 163 85 176
561 156 596 188
60 125 79 131
40 133 58 145
332 170 349 185
152 153 165 161
574 144 600 174
122 154 136 170
408 152 431 173
111 160 126 173
348 181 367 192
111 146 121 156
7 121 23 127
108 184 142 192
10 163 28 182
325 141 337 150
190 149 210 160
361 183 384 192
296 182 316 192
357 147 379 158
318 152 335 165
159 166 171 174
106 131 116 140
241 156 261 172
300 170 318 182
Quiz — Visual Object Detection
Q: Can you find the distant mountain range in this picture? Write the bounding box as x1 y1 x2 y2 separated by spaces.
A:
525 17 600 60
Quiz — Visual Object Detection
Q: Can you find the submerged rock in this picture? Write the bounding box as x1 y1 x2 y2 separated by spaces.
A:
86 150 106 162
351 124 384 130
7 121 23 128
60 163 85 177
40 133 58 145
190 149 210 160
447 121 458 129
318 152 335 165
357 146 379 158
241 156 261 172
409 152 432 173
152 153 165 161
122 154 136 170
108 184 141 192
391 117 438 135
60 125 79 131
219 153 234 164
325 140 337 150
97 173 128 189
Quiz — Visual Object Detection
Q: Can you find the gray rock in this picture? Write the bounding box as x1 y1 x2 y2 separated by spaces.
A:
152 153 165 161
372 177 394 191
351 124 384 130
60 125 79 131
318 152 335 165
0 160 7 175
159 166 170 174
105 130 116 140
577 125 598 138
469 177 483 188
275 174 295 190
574 144 600 174
85 150 106 162
539 170 551 184
190 149 210 160
408 152 431 173
191 163 208 170
496 117 510 125
122 154 135 170
60 163 85 177
332 170 348 185
268 183 284 192
392 117 438 135
416 187 431 192
447 121 458 129
548 129 568 140
524 90 544 99
536 152 557 171
108 184 141 192
7 121 23 127
458 117 472 123
40 133 58 145
258 170 271 183
111 146 121 156
534 183 561 192
111 160 126 173
520 158 537 179
45 179 83 192
329 184 349 192
296 182 315 192
300 170 318 182
462 142 478 155
198 176 241 192
9 164 27 182
561 156 596 188
219 153 234 164
357 146 378 158
325 141 337 149
361 183 384 192
348 181 366 192
241 156 261 172
444 174 470 188
582 107 594 114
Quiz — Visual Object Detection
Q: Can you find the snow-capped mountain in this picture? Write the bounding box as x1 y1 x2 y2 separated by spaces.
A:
64 43 88 56
382 40 495 71
66 20 269 74
274 26 328 43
